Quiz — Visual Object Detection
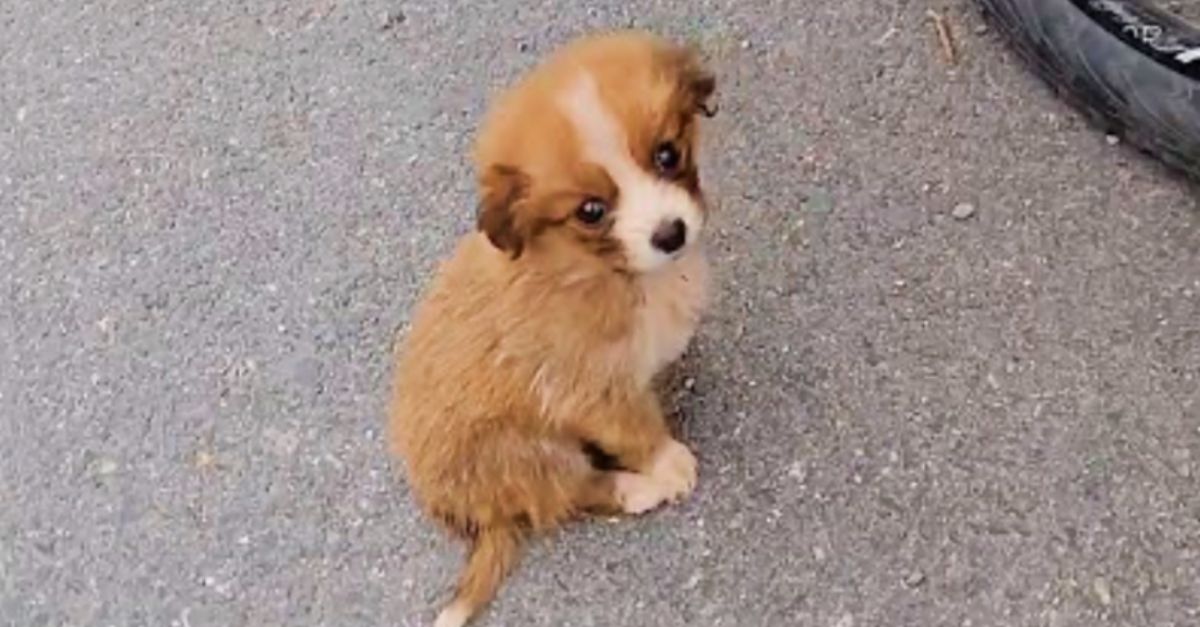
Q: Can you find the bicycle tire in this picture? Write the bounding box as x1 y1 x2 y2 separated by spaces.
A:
975 0 1200 181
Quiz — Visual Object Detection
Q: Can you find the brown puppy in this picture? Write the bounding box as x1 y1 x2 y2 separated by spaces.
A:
388 31 717 627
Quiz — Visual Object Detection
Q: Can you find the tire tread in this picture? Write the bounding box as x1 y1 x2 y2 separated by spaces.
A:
976 0 1200 180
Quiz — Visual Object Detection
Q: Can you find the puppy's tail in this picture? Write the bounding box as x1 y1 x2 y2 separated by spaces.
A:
434 525 522 627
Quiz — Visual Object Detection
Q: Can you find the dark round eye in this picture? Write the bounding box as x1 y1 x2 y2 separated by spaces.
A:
653 142 682 175
575 198 608 225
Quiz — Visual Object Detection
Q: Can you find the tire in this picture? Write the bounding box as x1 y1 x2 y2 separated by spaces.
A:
975 0 1200 181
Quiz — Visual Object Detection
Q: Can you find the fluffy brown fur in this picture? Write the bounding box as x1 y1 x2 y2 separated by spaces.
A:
387 31 717 627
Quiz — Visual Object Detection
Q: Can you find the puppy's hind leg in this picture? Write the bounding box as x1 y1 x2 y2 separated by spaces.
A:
434 435 595 626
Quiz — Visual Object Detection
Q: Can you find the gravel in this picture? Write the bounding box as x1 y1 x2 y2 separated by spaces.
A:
3 1 1199 626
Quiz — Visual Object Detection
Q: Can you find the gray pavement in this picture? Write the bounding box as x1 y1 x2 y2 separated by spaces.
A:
3 1 1199 626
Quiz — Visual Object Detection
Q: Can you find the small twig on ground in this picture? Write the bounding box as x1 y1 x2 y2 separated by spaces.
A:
299 1 338 29
926 9 958 66
874 26 898 46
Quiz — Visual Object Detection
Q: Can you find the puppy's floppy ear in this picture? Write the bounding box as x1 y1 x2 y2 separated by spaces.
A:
477 164 529 258
669 46 717 117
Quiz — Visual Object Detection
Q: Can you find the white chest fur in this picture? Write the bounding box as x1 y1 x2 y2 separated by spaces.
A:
628 249 711 387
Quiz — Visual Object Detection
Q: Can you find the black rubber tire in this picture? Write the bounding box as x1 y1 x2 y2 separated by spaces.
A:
975 0 1200 181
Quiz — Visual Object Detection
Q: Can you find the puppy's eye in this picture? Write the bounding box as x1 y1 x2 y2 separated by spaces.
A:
575 198 608 225
653 142 681 175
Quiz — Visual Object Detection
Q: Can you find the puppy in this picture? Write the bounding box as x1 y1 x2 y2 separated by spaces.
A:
387 31 717 627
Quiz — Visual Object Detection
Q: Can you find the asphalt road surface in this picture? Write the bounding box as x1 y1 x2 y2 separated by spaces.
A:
3 1 1199 626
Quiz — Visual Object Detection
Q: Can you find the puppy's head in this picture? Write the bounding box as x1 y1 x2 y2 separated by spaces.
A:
474 31 716 274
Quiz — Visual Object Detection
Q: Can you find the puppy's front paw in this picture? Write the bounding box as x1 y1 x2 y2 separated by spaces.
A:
614 471 668 515
647 439 698 502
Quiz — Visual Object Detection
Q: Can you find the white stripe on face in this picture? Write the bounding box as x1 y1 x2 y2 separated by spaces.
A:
557 73 704 273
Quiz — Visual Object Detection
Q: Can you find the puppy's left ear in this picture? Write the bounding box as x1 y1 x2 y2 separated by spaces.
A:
671 46 717 118
477 164 530 258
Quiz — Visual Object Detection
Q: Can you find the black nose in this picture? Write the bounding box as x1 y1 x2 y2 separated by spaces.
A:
650 219 687 254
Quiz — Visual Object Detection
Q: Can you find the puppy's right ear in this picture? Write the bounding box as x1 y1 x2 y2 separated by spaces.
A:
667 45 717 118
477 164 529 258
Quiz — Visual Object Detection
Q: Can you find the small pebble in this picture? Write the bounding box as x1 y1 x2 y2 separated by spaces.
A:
195 451 216 469
904 570 927 588
683 377 696 390
1093 577 1112 605
951 202 976 220
1106 134 1120 146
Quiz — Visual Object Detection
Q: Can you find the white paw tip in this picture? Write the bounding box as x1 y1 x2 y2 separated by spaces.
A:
434 602 471 627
